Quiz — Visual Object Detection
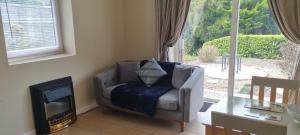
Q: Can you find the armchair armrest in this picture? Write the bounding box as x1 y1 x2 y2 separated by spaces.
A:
179 67 204 122
94 67 118 104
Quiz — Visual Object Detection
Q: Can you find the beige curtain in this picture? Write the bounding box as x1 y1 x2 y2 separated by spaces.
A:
268 0 300 44
155 0 191 61
268 0 300 104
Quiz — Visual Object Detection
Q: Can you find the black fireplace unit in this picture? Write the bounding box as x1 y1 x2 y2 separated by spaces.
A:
30 76 76 135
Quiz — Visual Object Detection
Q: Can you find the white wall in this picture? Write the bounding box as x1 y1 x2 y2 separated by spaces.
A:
123 0 157 60
0 0 158 134
0 0 125 134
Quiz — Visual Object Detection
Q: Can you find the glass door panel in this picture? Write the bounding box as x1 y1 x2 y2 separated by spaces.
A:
233 0 300 102
182 0 234 101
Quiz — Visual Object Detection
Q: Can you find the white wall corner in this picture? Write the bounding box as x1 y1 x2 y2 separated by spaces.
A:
76 101 99 115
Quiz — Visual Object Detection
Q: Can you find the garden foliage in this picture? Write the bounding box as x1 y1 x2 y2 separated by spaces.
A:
198 45 219 62
203 35 285 59
183 0 281 56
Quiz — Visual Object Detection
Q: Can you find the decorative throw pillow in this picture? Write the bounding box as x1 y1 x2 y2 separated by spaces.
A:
172 64 193 89
136 58 167 87
140 60 181 86
118 61 140 83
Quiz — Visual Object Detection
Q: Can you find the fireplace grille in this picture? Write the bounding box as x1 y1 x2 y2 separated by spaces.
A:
48 111 76 133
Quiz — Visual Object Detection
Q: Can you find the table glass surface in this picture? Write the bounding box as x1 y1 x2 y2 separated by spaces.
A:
211 96 300 135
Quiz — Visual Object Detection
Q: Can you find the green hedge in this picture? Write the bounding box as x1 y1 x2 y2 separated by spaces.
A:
203 35 286 59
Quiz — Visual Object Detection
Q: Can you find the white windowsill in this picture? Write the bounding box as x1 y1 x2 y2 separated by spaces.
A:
8 52 75 65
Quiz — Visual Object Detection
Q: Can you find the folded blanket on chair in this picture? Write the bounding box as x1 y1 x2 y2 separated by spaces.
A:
111 83 172 117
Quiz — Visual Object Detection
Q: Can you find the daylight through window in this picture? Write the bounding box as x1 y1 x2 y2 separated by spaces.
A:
0 0 62 58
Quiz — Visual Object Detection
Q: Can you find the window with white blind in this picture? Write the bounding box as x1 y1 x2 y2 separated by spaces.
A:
0 0 62 59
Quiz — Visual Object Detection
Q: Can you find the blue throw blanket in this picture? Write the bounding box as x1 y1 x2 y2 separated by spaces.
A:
111 83 172 117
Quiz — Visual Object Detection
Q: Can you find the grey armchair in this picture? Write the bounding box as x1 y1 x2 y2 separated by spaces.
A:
94 65 204 131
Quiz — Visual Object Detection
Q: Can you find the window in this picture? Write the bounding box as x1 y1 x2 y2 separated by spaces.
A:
0 0 62 59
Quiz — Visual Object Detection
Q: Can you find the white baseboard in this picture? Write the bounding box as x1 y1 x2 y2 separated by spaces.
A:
21 102 99 135
76 102 99 115
21 130 35 135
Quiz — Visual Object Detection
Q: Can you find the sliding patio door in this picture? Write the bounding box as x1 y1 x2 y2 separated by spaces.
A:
180 0 300 102
180 0 237 101
232 0 300 101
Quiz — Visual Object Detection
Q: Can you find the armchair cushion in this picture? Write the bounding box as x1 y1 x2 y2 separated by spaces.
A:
111 83 172 116
157 89 179 110
172 65 193 89
103 83 127 99
118 61 140 83
102 84 179 111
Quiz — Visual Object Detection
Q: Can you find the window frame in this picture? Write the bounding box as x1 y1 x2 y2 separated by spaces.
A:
227 0 240 97
1 0 63 59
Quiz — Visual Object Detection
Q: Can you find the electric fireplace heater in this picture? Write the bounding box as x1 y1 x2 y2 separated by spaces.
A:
30 77 76 135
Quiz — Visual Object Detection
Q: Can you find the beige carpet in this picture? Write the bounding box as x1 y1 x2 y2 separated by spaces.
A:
52 108 205 135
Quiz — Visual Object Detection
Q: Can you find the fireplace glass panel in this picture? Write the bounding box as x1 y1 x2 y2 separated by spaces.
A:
45 97 71 119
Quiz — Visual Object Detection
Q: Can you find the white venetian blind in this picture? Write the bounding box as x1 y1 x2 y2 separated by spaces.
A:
0 0 61 58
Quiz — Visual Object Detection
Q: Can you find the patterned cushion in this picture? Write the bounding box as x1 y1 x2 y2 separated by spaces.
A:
140 60 180 86
136 58 167 87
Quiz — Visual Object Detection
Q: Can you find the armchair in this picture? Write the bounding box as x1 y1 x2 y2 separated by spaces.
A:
94 64 204 131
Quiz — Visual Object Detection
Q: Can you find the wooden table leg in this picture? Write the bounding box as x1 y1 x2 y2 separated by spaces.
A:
205 125 213 135
180 122 186 132
224 128 232 135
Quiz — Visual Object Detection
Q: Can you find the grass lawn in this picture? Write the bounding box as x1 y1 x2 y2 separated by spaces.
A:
183 54 198 61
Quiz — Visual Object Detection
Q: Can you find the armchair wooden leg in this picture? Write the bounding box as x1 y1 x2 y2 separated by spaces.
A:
180 121 186 132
